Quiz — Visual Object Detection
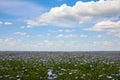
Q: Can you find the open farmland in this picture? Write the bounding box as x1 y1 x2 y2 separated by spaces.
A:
0 51 120 80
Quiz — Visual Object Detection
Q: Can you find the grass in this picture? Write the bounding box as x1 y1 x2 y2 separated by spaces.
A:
0 54 120 80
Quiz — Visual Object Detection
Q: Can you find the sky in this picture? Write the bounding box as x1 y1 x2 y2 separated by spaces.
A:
0 0 120 51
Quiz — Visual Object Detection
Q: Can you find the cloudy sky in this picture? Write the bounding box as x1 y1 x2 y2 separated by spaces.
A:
0 0 120 51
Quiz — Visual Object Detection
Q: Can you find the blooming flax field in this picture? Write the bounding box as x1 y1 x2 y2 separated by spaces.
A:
0 51 120 80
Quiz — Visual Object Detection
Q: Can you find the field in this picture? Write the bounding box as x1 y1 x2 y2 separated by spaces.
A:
0 51 120 80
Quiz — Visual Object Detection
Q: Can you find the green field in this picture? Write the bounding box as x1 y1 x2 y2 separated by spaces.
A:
0 52 120 80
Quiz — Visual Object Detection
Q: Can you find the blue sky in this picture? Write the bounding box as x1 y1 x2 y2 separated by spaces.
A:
0 0 120 51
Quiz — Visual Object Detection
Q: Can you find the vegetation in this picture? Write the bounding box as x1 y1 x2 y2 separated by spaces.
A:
0 53 120 80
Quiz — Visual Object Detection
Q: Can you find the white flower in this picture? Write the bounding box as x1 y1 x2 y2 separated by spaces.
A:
16 75 20 78
83 74 86 76
80 76 84 79
0 76 3 78
69 72 72 74
75 76 78 79
98 75 103 77
48 76 54 80
61 68 66 71
118 69 120 73
58 73 63 75
48 70 53 76
4 75 10 77
52 74 58 78
106 76 112 79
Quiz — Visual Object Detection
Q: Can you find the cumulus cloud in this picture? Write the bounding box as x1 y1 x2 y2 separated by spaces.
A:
26 0 120 27
32 40 120 51
14 32 30 37
14 32 27 36
56 34 77 38
80 34 88 38
84 20 120 37
92 41 113 48
97 35 102 38
0 38 17 48
20 26 25 29
0 21 3 25
0 21 12 26
0 38 120 51
4 22 13 25
48 29 75 33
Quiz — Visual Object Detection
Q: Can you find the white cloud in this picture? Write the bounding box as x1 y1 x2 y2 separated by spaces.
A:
26 35 30 38
97 35 102 38
84 20 120 37
57 29 64 32
48 29 63 33
43 40 53 46
4 22 13 25
0 38 17 48
92 41 113 47
0 21 3 25
56 34 77 38
14 32 30 37
20 26 25 29
46 33 51 36
26 0 120 27
48 29 75 33
0 21 12 26
80 34 88 38
0 38 120 51
26 20 47 28
37 40 120 51
65 29 75 32
14 32 27 36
